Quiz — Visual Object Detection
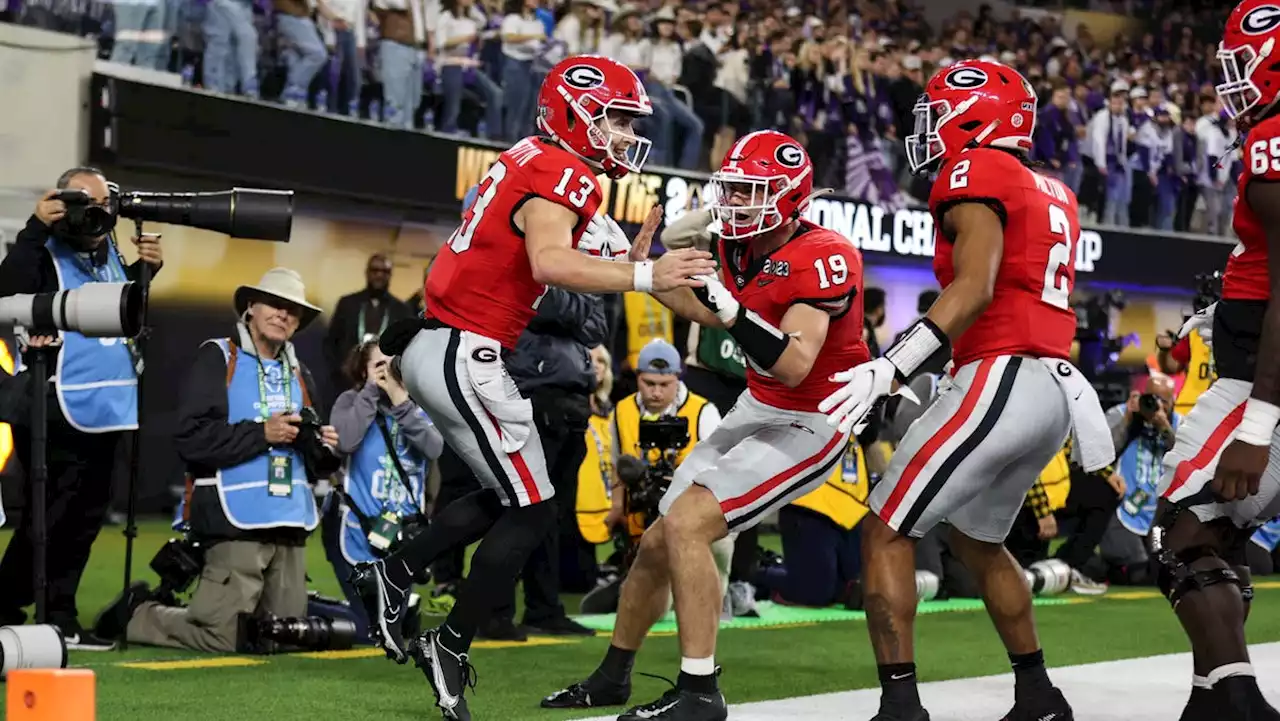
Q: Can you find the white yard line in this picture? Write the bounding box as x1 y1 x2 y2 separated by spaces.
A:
575 642 1280 721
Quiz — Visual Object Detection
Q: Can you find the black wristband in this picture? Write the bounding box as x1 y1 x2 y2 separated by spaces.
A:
726 305 790 371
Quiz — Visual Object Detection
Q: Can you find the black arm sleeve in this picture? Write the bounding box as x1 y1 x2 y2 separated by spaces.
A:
173 343 271 469
0 216 55 296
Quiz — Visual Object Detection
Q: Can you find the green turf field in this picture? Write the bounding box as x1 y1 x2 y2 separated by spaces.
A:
4 519 1280 721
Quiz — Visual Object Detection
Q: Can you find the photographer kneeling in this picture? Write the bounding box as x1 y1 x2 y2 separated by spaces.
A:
95 269 342 652
583 341 730 612
324 338 443 642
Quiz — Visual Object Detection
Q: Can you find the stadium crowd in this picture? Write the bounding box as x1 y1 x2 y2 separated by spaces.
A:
0 0 1237 232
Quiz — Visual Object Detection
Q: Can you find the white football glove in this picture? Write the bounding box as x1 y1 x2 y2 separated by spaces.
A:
579 214 631 260
1178 301 1215 348
819 357 920 434
690 274 740 324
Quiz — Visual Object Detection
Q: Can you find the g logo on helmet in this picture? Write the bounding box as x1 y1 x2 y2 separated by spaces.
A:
563 64 606 90
1243 4 1280 34
944 67 989 90
775 143 805 168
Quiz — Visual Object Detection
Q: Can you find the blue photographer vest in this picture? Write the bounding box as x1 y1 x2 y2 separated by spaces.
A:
46 237 137 432
1116 415 1180 536
339 411 429 564
1253 517 1280 554
198 338 317 531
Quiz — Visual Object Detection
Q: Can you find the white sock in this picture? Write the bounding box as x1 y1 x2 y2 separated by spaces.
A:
681 656 715 676
1207 663 1254 688
1192 675 1211 689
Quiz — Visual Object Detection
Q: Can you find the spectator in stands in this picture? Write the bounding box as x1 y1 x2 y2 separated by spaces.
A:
1174 112 1201 233
1138 103 1178 231
647 8 704 170
372 0 427 127
324 254 414 405
110 0 171 69
436 0 503 137
322 0 367 115
273 0 332 108
1196 92 1236 235
552 0 607 56
1089 80 1132 227
1036 79 1082 195
202 0 259 97
499 0 547 140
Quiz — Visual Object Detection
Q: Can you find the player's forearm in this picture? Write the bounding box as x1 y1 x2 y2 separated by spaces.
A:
765 338 819 388
1155 347 1183 376
530 245 644 294
924 277 992 341
653 287 724 329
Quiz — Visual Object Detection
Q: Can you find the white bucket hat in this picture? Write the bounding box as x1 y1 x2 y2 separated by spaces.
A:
234 267 323 330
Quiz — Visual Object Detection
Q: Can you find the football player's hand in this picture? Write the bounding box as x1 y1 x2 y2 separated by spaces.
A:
819 357 916 434
579 213 631 260
629 205 663 262
651 248 716 292
689 273 739 325
1211 439 1269 502
1179 301 1215 347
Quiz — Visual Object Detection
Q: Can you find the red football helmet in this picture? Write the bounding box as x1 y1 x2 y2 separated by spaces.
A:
536 55 653 179
905 58 1037 174
1217 0 1280 121
708 130 815 241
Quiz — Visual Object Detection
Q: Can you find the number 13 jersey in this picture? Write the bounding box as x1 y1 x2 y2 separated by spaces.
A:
930 148 1079 367
425 137 603 350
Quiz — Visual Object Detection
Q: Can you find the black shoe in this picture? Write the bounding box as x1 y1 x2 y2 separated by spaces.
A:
350 560 411 662
477 617 527 642
618 686 728 721
522 616 597 637
411 628 477 721
92 581 152 641
999 686 1073 721
540 670 631 709
57 621 116 651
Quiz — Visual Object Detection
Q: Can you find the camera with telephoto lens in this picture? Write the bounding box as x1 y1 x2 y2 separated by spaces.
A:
1138 392 1162 417
629 415 690 521
55 186 295 242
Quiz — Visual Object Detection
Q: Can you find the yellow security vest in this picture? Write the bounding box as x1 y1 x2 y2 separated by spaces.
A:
614 389 709 537
1175 331 1215 418
623 291 675 370
790 441 871 531
576 412 615 545
1037 447 1071 511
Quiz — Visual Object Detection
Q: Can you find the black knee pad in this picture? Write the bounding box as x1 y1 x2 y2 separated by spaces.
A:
1157 545 1244 607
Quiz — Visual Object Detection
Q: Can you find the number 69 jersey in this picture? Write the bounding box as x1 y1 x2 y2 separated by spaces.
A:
425 137 603 350
930 148 1079 367
716 220 871 412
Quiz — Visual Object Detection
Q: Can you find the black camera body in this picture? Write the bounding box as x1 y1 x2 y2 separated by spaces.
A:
638 414 690 452
53 190 115 238
1138 392 1162 416
150 537 207 594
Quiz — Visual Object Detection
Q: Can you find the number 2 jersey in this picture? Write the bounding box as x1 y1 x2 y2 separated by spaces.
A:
715 220 871 412
425 137 602 350
1213 113 1277 381
930 148 1079 368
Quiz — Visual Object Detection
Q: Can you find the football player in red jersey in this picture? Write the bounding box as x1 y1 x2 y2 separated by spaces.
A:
821 60 1114 721
539 130 869 721
1144 1 1280 718
352 54 717 720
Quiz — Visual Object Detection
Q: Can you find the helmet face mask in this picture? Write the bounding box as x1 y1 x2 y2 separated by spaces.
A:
538 56 653 179
1216 1 1280 127
905 96 954 174
1217 40 1269 120
707 130 814 241
709 175 788 238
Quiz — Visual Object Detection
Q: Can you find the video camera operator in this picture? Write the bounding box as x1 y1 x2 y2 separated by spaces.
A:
0 167 163 649
582 341 731 612
1154 272 1220 418
93 268 344 653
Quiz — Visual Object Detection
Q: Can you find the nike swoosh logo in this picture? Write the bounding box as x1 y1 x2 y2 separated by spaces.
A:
65 634 81 644
634 702 679 719
889 673 913 680
446 626 461 638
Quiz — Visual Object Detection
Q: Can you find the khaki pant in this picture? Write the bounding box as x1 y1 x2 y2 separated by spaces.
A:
126 540 307 653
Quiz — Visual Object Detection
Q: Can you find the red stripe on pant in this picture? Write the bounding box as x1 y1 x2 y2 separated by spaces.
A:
719 429 846 516
1163 401 1246 498
877 357 996 523
482 408 542 504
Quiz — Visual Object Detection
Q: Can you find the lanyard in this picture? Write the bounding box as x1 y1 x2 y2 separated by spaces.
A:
256 356 293 420
587 421 611 491
357 301 390 341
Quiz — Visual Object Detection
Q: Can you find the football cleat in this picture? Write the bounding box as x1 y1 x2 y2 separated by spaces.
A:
412 628 477 721
350 560 410 662
540 671 631 709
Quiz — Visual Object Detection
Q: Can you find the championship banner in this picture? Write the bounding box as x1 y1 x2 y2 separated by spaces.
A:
90 72 1236 293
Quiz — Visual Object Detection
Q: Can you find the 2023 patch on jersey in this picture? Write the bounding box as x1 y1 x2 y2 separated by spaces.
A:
716 221 871 412
929 148 1079 367
425 137 603 349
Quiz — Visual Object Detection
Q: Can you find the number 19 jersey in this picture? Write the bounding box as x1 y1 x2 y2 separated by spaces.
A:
930 148 1079 367
425 137 603 350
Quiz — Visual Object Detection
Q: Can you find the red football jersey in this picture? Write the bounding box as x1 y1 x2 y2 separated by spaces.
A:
425 137 603 349
930 148 1078 367
716 221 871 412
1224 114 1280 302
